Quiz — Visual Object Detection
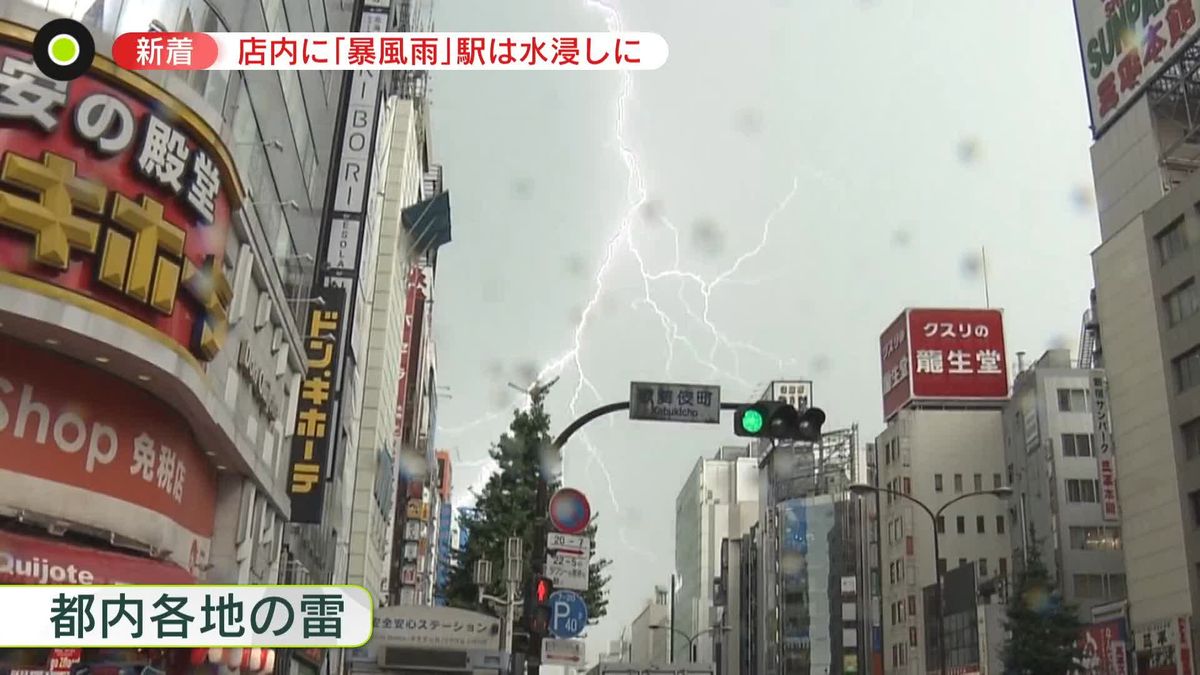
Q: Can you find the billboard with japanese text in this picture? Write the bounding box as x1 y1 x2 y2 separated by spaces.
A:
1091 374 1121 522
0 23 241 362
1073 0 1200 137
1077 618 1130 675
0 336 216 576
881 308 1009 421
286 285 347 524
880 312 912 420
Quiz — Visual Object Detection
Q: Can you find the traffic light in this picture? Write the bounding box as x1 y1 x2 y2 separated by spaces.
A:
524 575 554 635
734 401 826 441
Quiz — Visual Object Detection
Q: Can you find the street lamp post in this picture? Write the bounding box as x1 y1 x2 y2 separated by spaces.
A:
651 624 728 664
848 482 1013 675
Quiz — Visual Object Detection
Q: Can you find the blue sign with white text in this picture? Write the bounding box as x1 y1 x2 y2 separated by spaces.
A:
548 590 588 639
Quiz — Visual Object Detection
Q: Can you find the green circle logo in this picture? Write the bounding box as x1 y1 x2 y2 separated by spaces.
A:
49 34 79 66
741 409 764 434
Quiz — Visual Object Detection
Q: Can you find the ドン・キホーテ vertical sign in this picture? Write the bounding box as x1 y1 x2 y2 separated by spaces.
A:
287 285 347 524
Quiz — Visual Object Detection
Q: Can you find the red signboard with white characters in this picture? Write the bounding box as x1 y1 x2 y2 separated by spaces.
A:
1077 619 1130 675
907 308 1008 399
880 308 1009 420
0 529 194 585
880 312 912 421
0 32 242 362
394 265 429 448
48 649 81 672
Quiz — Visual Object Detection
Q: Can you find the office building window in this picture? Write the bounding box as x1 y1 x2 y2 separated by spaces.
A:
1166 278 1200 326
1156 216 1189 264
1007 464 1014 485
958 557 967 569
935 474 943 492
1183 417 1200 460
1175 345 1200 392
997 515 1006 534
937 516 946 534
977 516 986 533
999 557 1008 578
1058 388 1088 412
1067 479 1100 503
909 627 918 647
954 474 963 493
974 473 983 491
1109 574 1127 597
993 473 1002 489
957 516 965 534
1190 490 1200 526
899 645 906 666
978 558 988 577
1062 433 1094 457
1069 526 1122 550
908 595 917 616
904 477 912 494
937 558 947 576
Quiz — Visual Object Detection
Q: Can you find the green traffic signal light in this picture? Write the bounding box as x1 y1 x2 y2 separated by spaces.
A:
741 409 764 434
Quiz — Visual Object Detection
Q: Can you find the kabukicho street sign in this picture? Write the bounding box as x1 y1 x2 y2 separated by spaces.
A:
630 381 721 424
548 589 589 639
548 488 591 535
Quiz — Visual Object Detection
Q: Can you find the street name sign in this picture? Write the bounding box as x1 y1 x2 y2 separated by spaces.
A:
630 381 721 424
545 552 588 591
548 590 589 639
542 638 585 667
547 533 589 556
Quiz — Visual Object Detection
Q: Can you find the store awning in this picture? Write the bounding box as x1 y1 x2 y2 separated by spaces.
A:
0 530 194 585
401 191 452 254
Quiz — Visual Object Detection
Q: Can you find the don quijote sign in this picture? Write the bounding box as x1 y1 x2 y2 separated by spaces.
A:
1074 0 1200 137
0 336 217 572
0 25 243 363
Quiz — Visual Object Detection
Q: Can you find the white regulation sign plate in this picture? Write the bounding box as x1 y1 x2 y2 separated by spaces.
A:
545 553 588 591
547 533 589 556
542 638 586 666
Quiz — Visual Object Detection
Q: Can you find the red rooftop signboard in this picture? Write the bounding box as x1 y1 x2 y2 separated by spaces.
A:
880 308 1009 421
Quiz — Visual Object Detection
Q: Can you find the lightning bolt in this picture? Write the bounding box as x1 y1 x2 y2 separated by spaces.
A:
526 0 816 570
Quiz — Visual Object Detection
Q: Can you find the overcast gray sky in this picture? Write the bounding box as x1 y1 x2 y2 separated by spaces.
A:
427 0 1098 659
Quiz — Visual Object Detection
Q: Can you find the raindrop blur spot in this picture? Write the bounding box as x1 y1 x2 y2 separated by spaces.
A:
734 109 764 136
484 361 504 380
639 198 664 226
811 355 831 374
691 218 725 258
957 137 982 165
892 230 912 248
1070 184 1095 213
1047 334 1073 353
491 387 511 408
961 251 984 280
565 254 588 278
512 178 533 199
515 361 540 386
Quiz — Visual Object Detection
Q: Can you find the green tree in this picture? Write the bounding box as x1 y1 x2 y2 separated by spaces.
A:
443 387 611 620
1002 536 1084 675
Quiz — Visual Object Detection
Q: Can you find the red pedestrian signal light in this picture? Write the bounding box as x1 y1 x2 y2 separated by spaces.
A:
535 577 553 604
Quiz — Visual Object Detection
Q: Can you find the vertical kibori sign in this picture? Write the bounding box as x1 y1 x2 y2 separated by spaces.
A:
1091 373 1120 522
294 0 392 524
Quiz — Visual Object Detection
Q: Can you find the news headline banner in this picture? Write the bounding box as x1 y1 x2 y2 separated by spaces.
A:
0 586 373 647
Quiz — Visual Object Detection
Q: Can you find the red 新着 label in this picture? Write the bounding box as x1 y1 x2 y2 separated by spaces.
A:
906 308 1008 400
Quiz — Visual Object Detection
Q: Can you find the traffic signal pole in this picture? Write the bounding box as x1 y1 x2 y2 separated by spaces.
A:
526 400 761 674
